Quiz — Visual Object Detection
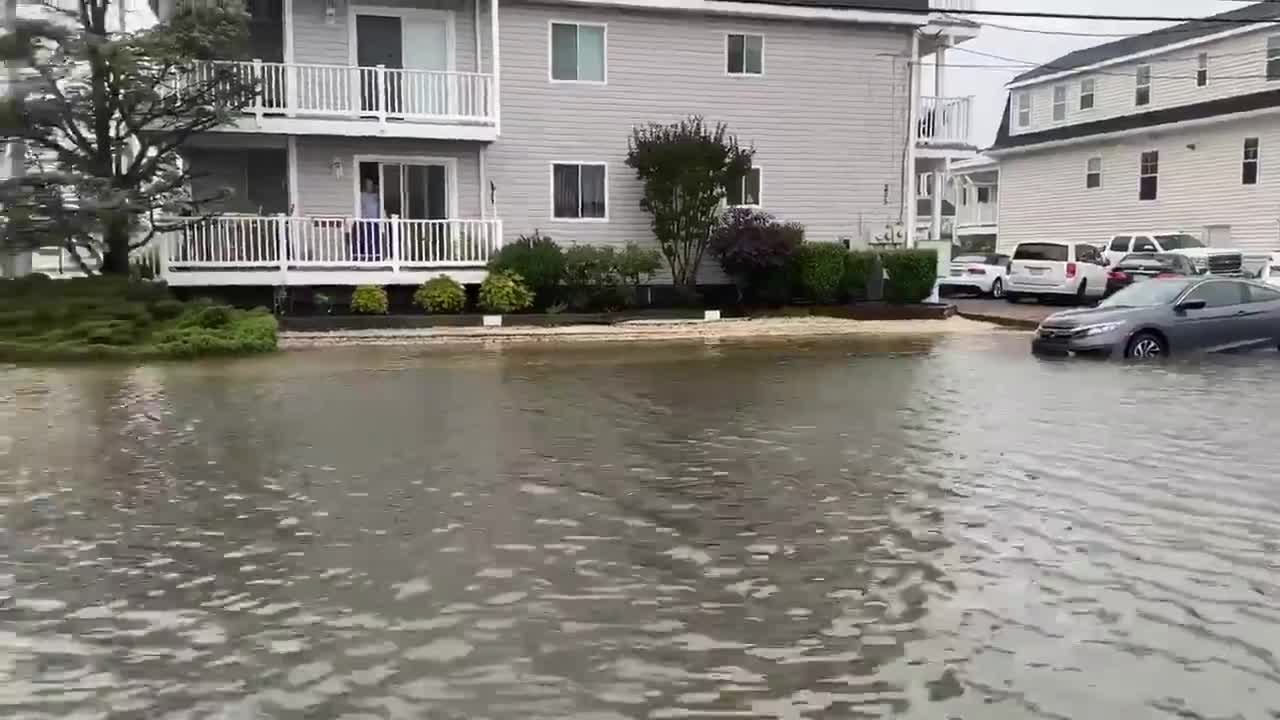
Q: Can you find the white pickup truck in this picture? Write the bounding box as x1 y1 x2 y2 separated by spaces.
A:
1102 232 1245 275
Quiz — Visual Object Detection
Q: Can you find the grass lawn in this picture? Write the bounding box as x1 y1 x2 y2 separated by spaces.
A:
0 275 278 362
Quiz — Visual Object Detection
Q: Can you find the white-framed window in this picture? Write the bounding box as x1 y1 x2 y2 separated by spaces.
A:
1015 91 1031 128
976 186 992 204
1139 150 1158 201
1052 84 1067 122
1086 157 1102 189
550 22 606 83
551 162 607 220
1196 52 1208 87
1243 137 1260 185
727 167 762 207
1268 36 1280 81
726 33 763 75
1135 64 1151 106
1080 78 1095 110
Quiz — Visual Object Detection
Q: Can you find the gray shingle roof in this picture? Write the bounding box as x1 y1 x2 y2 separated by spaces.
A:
1011 1 1280 85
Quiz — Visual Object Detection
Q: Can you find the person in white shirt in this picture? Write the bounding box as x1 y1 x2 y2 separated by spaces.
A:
356 177 381 259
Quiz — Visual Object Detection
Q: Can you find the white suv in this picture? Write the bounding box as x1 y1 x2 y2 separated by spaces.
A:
1103 232 1244 275
1006 241 1109 303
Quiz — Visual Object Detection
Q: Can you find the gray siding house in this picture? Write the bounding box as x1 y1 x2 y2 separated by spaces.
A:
159 0 977 287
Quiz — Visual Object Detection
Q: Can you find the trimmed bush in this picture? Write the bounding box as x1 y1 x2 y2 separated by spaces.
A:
488 230 566 299
845 250 879 302
563 245 628 311
615 242 663 288
414 276 467 314
710 208 804 305
350 285 389 315
796 242 848 304
882 249 938 304
479 270 535 314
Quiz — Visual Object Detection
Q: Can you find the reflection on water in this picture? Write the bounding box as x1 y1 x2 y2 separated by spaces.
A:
2 334 1280 719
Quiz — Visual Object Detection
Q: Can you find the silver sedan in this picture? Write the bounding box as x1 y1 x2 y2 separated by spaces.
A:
1031 276 1280 359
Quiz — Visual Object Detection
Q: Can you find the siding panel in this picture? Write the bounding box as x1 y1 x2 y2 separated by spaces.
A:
999 115 1280 253
488 1 913 251
1010 27 1280 137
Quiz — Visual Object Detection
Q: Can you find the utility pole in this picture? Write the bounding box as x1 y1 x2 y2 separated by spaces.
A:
2 0 31 277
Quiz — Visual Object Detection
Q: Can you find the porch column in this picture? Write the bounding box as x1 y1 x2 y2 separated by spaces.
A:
287 137 300 215
934 43 946 99
478 146 488 218
903 31 920 248
930 170 944 242
491 0 501 133
283 0 296 115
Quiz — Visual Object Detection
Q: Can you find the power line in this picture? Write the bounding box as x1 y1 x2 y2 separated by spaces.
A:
946 16 1216 39
950 44 1273 78
951 43 1266 68
936 62 1280 81
927 5 1280 24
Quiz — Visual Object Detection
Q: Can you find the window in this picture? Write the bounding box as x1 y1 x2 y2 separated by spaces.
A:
1153 233 1204 249
1135 64 1151 106
727 167 762 207
1269 36 1280 81
1139 150 1159 200
1015 92 1031 128
1052 84 1067 121
1184 281 1247 308
1013 243 1069 262
727 33 763 75
1086 157 1102 188
976 186 992 203
1132 237 1159 253
1243 137 1260 185
550 22 606 83
552 162 607 219
1109 236 1131 252
1248 283 1280 302
1196 52 1208 87
1077 244 1102 264
1080 78 1095 110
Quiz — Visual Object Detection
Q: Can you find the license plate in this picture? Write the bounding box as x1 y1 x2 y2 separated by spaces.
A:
1030 268 1047 276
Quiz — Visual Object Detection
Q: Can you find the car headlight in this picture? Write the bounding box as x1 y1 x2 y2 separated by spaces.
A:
1074 321 1124 337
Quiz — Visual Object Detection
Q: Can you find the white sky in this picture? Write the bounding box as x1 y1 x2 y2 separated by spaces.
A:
948 0 1243 147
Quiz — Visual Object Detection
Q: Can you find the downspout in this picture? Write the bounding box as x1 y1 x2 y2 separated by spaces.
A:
902 30 920 249
491 0 501 135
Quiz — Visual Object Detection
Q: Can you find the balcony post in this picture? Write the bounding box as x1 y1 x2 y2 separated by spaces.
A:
903 31 920 249
251 58 264 126
156 227 169 280
276 214 289 274
389 214 401 273
375 64 387 125
492 0 501 132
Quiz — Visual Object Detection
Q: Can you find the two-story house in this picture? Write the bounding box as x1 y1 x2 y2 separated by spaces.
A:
988 1 1280 255
151 0 977 288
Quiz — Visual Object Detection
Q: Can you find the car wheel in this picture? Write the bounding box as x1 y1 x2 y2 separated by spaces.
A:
1075 280 1088 305
990 278 1004 299
1125 331 1167 360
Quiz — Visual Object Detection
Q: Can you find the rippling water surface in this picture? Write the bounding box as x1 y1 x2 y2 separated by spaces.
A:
3 333 1280 719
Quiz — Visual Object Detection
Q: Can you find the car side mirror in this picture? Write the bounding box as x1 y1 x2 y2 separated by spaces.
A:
1175 299 1207 312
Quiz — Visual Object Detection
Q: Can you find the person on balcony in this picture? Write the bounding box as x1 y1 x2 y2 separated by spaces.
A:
356 177 381 261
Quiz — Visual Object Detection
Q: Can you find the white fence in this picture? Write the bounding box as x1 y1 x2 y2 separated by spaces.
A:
191 61 496 124
919 96 973 146
158 216 504 271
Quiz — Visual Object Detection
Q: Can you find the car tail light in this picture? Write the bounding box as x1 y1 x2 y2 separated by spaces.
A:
967 267 987 275
1066 262 1078 278
1108 270 1129 282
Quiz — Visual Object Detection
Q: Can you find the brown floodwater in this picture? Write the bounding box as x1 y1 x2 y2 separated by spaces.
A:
1 333 1279 719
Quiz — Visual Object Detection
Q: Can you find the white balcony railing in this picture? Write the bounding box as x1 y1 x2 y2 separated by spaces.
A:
159 216 504 270
957 203 998 227
919 96 973 146
931 0 975 10
191 60 497 125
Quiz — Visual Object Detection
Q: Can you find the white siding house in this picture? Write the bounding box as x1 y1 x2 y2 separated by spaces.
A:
145 0 979 287
990 2 1280 254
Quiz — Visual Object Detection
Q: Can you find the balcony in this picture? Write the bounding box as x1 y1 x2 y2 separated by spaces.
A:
931 0 976 10
956 203 998 229
194 61 498 141
918 96 974 149
156 216 503 286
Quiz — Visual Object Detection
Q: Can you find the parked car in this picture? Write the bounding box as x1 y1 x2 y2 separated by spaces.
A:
1031 276 1280 359
1103 232 1244 275
1242 252 1280 288
1005 241 1109 304
1105 253 1198 296
938 253 1011 298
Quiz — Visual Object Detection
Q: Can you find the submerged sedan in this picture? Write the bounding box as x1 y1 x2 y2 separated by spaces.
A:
1032 276 1280 359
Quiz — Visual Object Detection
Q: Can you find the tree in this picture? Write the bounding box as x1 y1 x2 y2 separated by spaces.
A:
0 0 256 274
625 116 752 295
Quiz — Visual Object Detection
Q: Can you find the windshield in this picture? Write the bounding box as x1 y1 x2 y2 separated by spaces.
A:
1099 278 1196 308
1154 233 1206 250
1014 243 1068 262
954 255 992 264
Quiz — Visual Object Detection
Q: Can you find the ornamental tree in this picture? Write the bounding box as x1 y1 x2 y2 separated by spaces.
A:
0 0 256 274
625 116 753 294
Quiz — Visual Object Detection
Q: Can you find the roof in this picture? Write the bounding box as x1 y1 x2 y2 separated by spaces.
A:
989 86 1280 152
722 0 930 11
1011 2 1280 85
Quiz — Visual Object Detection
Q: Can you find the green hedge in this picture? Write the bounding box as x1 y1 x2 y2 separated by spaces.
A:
844 250 879 301
796 242 848 304
413 276 467 313
881 249 938 304
0 276 278 362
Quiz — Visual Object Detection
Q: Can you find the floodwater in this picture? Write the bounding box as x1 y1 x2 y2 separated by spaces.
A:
2 333 1280 719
